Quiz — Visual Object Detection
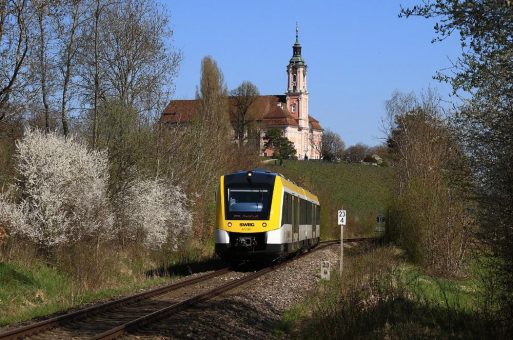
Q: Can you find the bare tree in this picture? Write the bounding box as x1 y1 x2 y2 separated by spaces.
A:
73 0 181 148
91 0 101 147
344 143 368 163
191 56 230 188
321 129 345 162
230 81 259 147
98 0 181 115
55 0 86 137
0 0 30 121
386 90 472 275
34 0 51 132
402 1 513 324
159 56 235 239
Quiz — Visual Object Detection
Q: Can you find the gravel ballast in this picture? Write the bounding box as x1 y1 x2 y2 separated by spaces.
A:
128 243 346 339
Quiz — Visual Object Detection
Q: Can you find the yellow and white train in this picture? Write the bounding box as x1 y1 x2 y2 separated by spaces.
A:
215 169 320 262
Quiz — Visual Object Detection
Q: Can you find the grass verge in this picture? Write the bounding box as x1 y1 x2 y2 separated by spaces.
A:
0 258 172 327
0 238 217 327
276 245 492 339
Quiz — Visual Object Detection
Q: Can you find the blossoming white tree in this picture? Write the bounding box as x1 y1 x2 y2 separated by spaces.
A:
0 191 26 245
120 178 192 250
0 129 192 252
0 129 113 247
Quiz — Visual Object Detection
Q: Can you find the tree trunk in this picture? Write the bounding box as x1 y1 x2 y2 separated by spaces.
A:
92 0 100 147
60 4 80 137
37 6 50 133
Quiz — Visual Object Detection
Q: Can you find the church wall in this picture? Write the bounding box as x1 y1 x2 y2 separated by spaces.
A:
286 95 299 120
309 129 322 159
256 28 323 160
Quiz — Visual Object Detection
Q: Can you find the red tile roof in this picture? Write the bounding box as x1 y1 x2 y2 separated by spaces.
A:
160 95 322 130
161 100 197 124
309 115 322 130
253 96 299 127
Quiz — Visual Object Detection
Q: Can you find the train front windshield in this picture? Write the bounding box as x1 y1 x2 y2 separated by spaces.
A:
226 185 272 220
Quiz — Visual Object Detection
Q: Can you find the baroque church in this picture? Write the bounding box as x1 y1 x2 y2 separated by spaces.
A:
160 27 323 160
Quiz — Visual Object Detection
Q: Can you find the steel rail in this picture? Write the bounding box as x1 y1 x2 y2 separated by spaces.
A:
322 237 379 244
0 237 375 339
0 267 231 340
93 240 358 339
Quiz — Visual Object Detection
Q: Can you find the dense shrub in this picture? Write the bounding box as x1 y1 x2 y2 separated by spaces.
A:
389 179 471 273
0 129 113 249
118 178 192 250
0 192 26 238
386 91 473 276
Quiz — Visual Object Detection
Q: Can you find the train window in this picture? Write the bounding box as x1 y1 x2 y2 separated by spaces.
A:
305 202 311 224
316 205 320 225
226 184 273 220
299 199 303 224
300 199 307 224
282 193 292 225
228 188 268 212
294 196 299 225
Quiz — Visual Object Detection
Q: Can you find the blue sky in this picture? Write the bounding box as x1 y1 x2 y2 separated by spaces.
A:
164 0 462 146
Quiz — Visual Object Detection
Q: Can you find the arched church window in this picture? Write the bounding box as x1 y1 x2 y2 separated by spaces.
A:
292 104 296 112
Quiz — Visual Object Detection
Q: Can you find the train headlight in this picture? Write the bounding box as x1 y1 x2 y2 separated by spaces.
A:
262 222 267 227
227 222 232 227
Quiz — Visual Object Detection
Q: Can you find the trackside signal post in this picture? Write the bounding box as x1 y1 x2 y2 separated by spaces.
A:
338 209 346 274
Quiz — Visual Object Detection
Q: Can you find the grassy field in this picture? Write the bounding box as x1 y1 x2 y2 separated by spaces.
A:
266 160 394 239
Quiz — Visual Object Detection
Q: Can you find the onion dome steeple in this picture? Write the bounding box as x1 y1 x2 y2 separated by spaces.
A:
285 23 308 130
290 22 304 65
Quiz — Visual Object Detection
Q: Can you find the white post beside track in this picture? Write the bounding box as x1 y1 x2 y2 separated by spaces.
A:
340 224 344 275
338 209 347 275
321 261 331 280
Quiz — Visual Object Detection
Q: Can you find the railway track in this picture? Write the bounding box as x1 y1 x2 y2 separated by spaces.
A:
0 238 373 339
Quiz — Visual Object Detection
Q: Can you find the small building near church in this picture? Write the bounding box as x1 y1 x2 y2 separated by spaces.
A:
160 26 323 160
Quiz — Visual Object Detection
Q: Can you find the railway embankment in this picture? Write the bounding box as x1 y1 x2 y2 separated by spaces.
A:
1 240 372 339
277 246 489 338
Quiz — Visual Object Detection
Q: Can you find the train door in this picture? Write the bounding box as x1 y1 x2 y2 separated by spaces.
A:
312 203 316 240
292 195 299 250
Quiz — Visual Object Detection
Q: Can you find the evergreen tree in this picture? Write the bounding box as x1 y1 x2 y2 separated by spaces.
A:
263 128 296 161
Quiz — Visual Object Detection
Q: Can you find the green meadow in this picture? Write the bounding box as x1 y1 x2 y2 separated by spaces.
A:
267 160 394 239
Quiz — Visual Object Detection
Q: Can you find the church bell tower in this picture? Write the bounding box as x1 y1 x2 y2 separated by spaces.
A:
286 24 309 130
